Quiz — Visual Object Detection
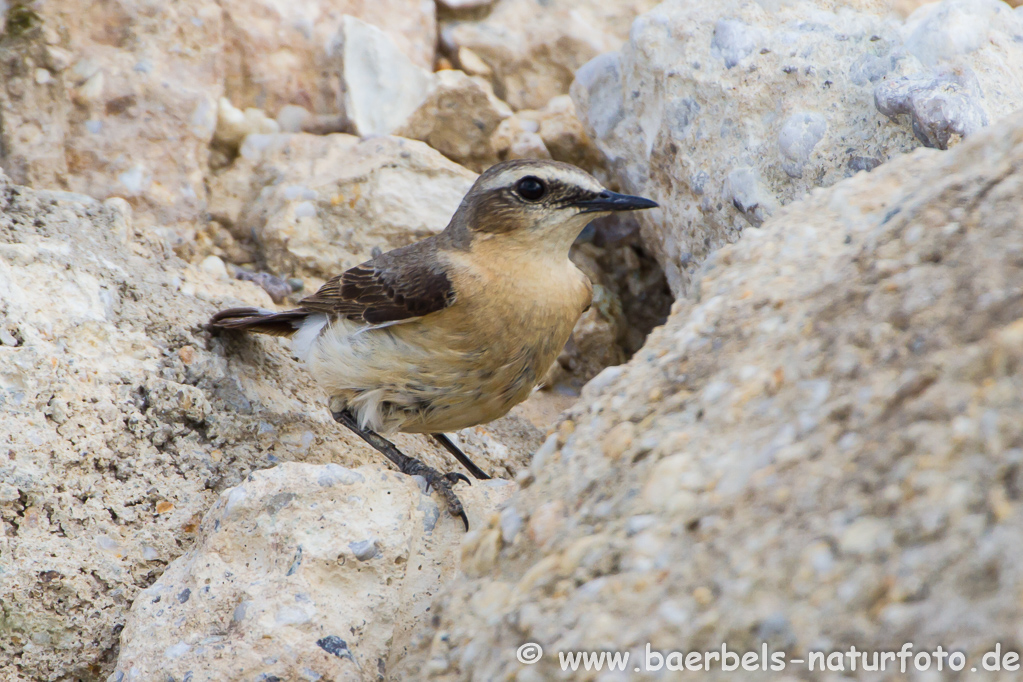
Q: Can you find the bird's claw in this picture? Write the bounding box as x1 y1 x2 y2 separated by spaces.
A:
406 461 470 531
445 472 471 486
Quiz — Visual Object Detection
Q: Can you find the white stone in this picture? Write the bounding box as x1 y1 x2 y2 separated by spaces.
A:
334 16 433 136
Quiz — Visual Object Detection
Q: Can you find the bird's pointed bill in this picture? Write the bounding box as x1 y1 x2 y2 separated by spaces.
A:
573 190 659 213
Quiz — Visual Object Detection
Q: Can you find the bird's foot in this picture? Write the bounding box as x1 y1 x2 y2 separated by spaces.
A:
330 408 472 531
403 458 471 531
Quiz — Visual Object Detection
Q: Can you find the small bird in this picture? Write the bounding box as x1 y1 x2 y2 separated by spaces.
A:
209 159 657 529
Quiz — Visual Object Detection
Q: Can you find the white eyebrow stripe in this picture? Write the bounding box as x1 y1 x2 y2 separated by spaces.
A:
475 165 605 194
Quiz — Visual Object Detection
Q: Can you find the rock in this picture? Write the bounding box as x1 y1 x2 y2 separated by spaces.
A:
213 97 280 152
398 110 1023 680
208 134 477 279
536 95 605 174
0 0 224 233
571 0 1023 294
443 0 660 111
218 0 437 115
397 69 513 172
490 113 551 161
113 462 515 680
489 96 605 174
0 177 534 681
335 15 434 137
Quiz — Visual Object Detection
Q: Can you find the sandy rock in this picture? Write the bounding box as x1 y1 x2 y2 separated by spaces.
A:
443 0 660 111
335 15 434 137
397 69 513 172
0 0 223 234
398 108 1023 681
490 113 551 162
208 134 477 279
213 97 280 152
0 177 533 681
219 0 436 116
0 11 70 191
489 96 605 175
536 95 605 174
571 0 1023 294
113 462 515 681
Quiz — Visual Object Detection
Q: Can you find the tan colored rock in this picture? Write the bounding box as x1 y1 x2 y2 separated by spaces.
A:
0 175 534 681
489 96 605 174
397 69 513 172
537 95 604 173
208 133 477 279
113 462 515 680
443 0 660 111
0 0 224 233
219 0 436 114
490 113 551 161
572 0 1023 294
399 109 1023 681
213 97 280 152
0 13 70 190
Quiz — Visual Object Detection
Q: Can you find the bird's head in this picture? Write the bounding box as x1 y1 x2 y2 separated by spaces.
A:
447 160 658 255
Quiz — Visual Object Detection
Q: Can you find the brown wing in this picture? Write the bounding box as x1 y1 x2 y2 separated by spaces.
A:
298 243 455 325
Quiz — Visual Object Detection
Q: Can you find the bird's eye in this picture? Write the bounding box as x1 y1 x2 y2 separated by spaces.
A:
515 176 547 202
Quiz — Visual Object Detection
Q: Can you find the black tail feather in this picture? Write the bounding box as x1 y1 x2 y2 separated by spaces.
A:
207 307 308 337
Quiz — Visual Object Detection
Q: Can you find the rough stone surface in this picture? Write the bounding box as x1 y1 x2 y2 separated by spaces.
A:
399 110 1023 680
114 463 515 681
397 69 513 172
572 0 1023 294
335 15 434 137
208 133 477 280
443 0 660 111
219 0 437 115
0 176 535 681
0 0 224 234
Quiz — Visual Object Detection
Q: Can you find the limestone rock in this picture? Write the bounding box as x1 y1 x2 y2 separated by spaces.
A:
0 176 533 681
208 134 477 279
219 0 437 115
213 98 280 152
0 0 224 234
571 0 1023 294
113 462 515 681
489 96 604 175
399 109 1023 682
490 113 551 162
397 69 513 172
443 0 660 111
335 15 434 137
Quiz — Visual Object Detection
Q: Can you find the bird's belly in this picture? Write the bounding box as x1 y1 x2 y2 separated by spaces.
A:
306 309 572 434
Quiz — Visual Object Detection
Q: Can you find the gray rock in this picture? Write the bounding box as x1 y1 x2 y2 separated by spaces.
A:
571 0 1023 294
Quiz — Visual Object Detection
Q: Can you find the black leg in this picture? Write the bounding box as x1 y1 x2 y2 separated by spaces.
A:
332 409 469 531
432 433 492 480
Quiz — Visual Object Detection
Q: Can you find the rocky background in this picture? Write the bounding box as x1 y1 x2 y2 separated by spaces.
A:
1 0 1022 680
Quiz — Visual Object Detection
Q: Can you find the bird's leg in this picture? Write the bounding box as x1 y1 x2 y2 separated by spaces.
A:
331 408 470 531
431 433 492 481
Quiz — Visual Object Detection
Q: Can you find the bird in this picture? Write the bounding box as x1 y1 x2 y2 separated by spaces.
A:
208 159 657 529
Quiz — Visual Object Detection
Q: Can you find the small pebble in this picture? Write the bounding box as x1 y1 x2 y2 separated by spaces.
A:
200 255 228 280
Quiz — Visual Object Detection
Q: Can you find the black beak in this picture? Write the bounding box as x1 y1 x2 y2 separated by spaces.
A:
573 190 659 214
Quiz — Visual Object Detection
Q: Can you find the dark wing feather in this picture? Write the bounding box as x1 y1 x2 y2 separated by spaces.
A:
299 243 455 324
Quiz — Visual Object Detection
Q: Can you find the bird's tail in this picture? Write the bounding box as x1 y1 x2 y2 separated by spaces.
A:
207 307 309 338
